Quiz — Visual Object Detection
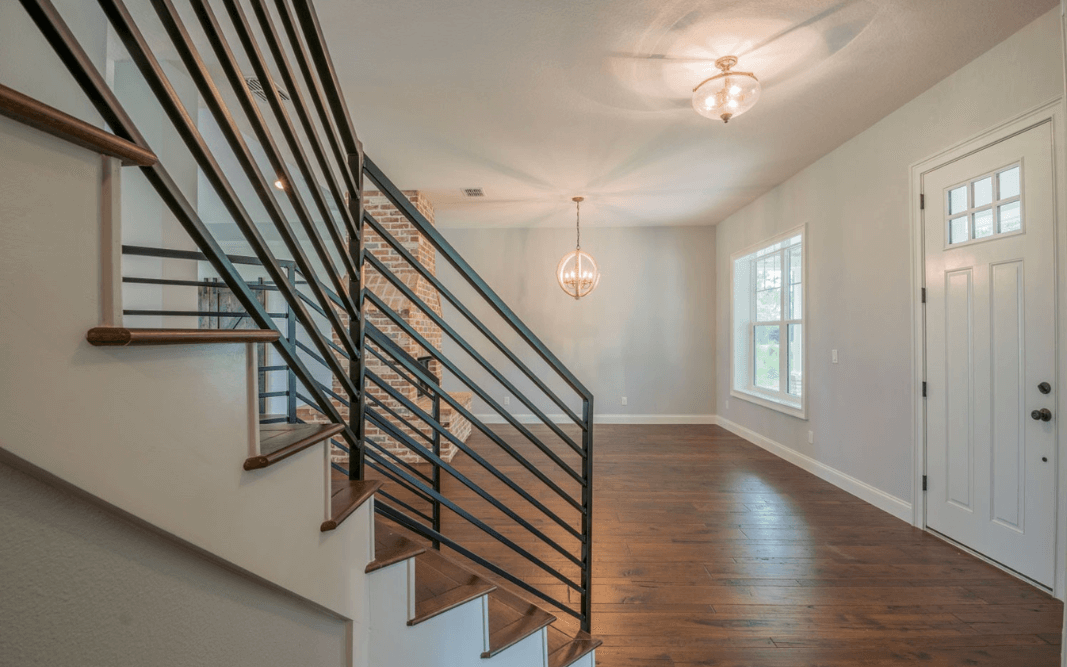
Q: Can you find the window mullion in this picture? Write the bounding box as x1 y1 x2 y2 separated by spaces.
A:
779 249 788 396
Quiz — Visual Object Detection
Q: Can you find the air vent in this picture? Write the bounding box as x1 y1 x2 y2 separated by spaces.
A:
462 188 485 198
245 77 290 102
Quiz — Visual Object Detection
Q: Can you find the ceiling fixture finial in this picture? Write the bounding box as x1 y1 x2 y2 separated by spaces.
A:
556 197 600 300
692 55 761 123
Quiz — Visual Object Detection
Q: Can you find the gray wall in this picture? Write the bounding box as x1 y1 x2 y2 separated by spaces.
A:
714 9 1064 504
0 461 348 667
439 225 716 421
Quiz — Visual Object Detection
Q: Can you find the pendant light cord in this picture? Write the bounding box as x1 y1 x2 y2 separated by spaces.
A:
575 198 581 251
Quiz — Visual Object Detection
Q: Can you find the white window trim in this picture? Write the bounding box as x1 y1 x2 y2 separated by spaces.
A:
729 224 807 420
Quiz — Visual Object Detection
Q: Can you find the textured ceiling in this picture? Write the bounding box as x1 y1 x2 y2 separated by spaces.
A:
315 0 1056 228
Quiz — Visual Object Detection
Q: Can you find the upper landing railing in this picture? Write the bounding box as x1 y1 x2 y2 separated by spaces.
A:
13 0 595 631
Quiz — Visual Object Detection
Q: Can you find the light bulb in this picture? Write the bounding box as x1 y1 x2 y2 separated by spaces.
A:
728 99 739 109
729 85 741 96
274 179 285 190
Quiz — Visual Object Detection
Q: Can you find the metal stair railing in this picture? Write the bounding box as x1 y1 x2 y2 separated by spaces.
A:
17 0 596 633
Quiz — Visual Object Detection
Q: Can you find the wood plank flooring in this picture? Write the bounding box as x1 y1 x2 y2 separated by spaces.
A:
372 423 1063 666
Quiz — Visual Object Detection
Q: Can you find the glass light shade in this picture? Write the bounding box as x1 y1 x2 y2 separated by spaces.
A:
556 249 600 299
692 69 761 123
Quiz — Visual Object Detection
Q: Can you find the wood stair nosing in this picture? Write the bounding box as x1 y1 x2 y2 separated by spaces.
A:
408 577 497 626
87 326 280 346
366 525 426 573
244 423 345 470
548 631 602 667
480 584 554 657
320 479 382 532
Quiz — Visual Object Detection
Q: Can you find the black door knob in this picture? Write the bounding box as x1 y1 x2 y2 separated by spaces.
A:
1031 408 1053 422
1039 382 1052 394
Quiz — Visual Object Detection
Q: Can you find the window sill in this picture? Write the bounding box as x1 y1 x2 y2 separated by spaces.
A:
730 388 807 420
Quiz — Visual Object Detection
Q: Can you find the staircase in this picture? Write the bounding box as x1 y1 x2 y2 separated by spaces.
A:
0 0 598 664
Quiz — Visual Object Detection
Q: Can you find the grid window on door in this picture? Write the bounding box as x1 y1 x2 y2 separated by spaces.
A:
731 230 804 414
945 164 1022 246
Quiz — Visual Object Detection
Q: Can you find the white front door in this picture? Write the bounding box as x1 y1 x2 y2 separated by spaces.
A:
924 121 1057 588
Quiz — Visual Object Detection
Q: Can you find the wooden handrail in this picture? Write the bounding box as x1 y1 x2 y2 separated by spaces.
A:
0 83 156 166
87 327 280 346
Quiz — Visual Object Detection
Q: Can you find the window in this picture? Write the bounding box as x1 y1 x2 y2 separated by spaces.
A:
732 228 805 417
946 164 1022 246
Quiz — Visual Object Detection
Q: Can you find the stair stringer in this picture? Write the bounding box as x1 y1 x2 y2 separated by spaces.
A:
368 556 549 667
0 117 373 655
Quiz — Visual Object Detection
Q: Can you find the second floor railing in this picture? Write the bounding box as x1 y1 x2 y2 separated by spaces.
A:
16 0 596 632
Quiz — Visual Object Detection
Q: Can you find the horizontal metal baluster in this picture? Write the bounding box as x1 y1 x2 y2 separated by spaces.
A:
160 0 362 364
365 397 585 557
373 487 434 525
364 379 434 445
364 290 585 489
364 250 585 460
363 212 585 431
362 446 584 589
124 276 278 291
16 0 356 460
248 0 358 244
122 244 296 267
366 343 435 401
363 156 593 404
103 0 361 408
361 433 434 486
123 310 288 318
365 361 584 536
271 0 358 234
362 451 435 504
220 0 359 295
375 502 582 622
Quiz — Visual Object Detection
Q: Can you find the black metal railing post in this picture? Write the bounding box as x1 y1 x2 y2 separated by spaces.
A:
286 264 297 424
347 149 366 481
581 397 594 633
432 389 442 548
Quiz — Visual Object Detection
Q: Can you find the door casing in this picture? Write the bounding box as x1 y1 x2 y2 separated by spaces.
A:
909 97 1067 600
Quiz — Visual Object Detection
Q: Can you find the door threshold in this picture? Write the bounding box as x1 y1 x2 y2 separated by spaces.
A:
926 527 1054 595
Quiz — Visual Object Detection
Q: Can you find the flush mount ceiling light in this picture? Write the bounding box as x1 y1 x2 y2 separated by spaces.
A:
692 55 761 123
556 197 601 300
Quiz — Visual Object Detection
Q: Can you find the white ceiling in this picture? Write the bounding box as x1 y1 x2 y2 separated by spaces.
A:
316 0 1056 228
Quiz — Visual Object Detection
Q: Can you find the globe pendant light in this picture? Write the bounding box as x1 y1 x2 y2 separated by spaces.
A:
556 197 600 300
692 56 761 123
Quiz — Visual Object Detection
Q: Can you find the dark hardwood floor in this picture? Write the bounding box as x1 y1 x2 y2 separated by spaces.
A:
373 423 1063 666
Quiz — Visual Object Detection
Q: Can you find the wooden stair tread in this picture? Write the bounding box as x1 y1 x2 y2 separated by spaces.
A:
408 546 496 625
0 83 157 166
367 523 426 573
244 423 344 470
548 630 602 667
320 479 382 532
87 326 279 346
483 587 556 658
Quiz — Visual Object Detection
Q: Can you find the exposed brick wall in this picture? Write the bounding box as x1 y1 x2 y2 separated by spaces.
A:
297 190 471 466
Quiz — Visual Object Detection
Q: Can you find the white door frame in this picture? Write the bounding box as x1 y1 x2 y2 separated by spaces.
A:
908 97 1067 600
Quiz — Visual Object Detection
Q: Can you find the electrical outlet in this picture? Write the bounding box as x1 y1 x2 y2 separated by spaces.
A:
831 349 839 364
808 430 814 444
504 395 510 406
621 396 628 406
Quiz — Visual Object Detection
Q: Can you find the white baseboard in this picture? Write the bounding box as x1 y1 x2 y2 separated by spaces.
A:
473 413 718 425
713 415 913 523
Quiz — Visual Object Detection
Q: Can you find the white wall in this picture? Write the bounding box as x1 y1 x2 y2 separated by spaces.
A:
440 225 716 422
0 461 348 667
714 9 1065 505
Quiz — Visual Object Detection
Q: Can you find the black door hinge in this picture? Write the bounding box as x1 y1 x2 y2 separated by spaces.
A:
922 475 927 491
921 288 926 303
920 194 925 210
922 381 927 397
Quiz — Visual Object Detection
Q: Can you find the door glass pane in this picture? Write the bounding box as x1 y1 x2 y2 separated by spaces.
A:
788 324 802 397
999 166 1020 199
754 325 780 390
949 216 969 244
949 186 968 214
999 201 1021 233
755 254 781 321
973 209 994 238
788 244 802 319
973 177 993 208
